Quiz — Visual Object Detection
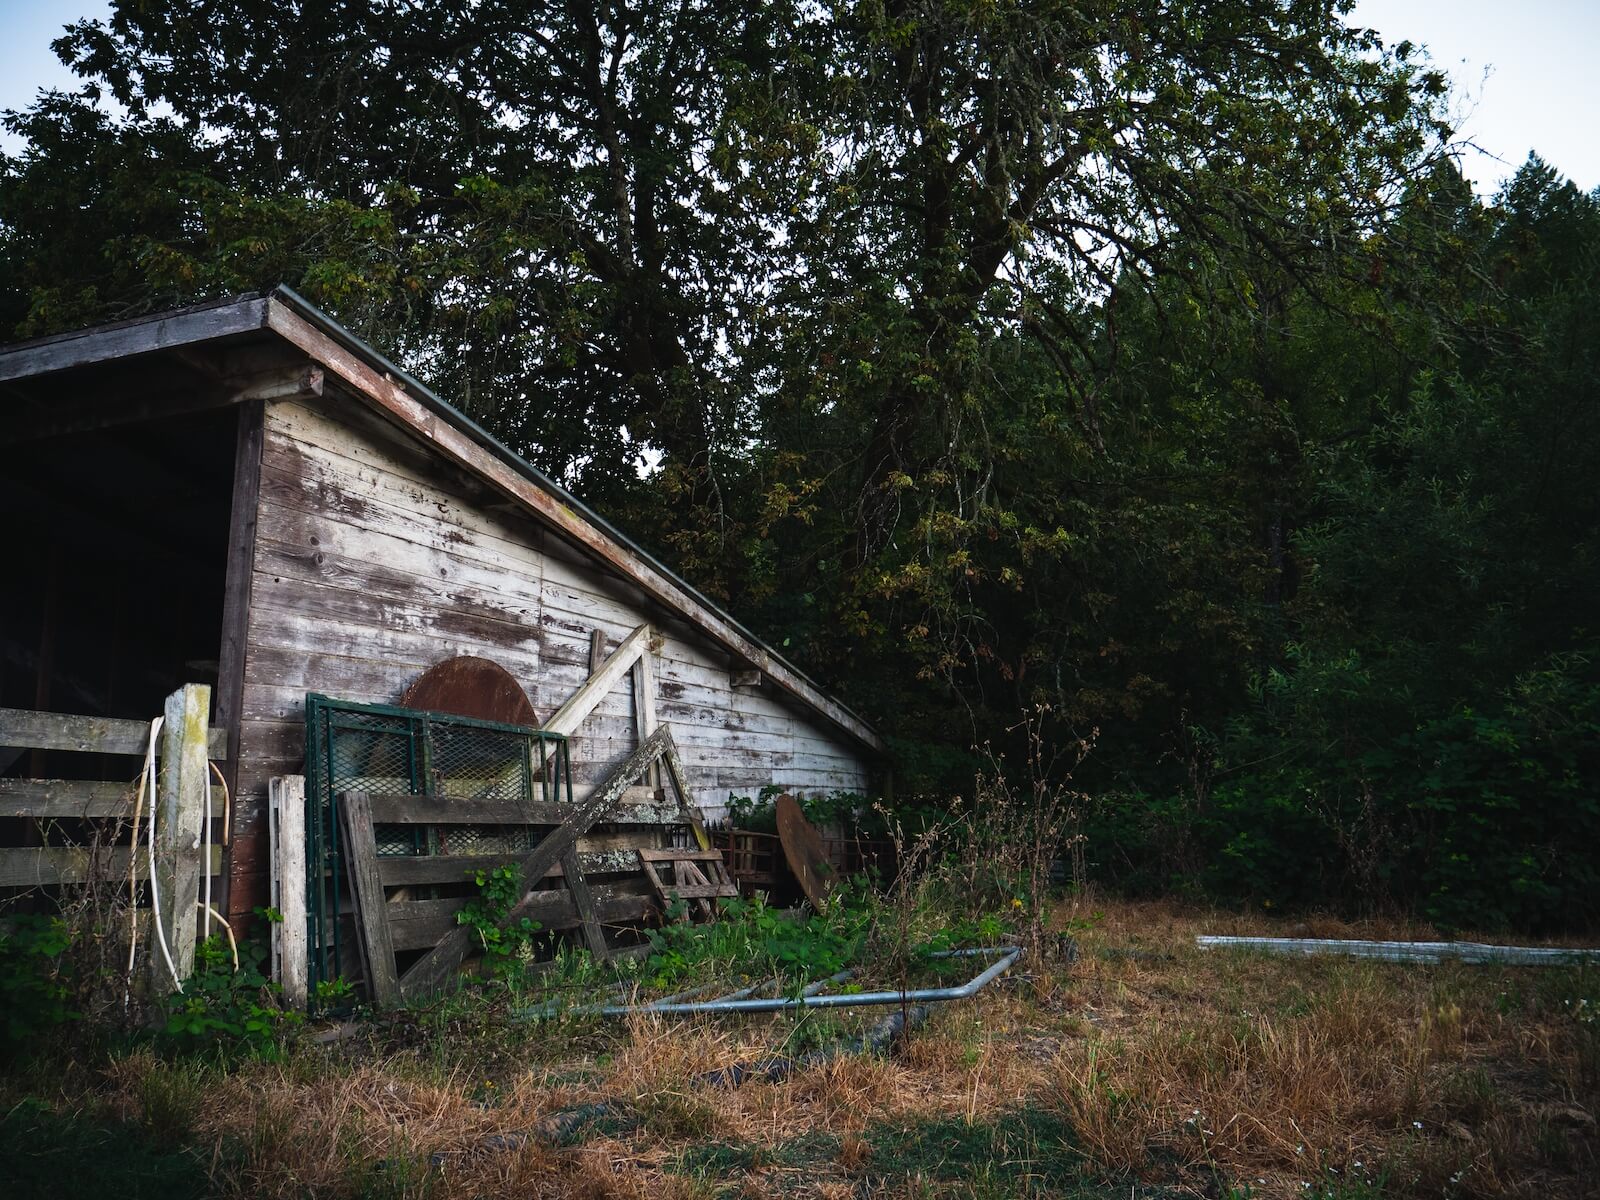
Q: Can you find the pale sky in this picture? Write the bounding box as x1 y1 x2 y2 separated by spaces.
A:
0 0 1596 195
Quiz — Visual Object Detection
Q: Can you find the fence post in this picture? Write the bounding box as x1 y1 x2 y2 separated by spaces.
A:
151 683 211 993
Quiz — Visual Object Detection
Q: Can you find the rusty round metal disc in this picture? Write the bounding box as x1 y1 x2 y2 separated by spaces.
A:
400 655 539 727
776 793 837 908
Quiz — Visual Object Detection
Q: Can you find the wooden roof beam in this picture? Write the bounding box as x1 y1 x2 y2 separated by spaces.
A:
0 297 270 384
0 362 322 448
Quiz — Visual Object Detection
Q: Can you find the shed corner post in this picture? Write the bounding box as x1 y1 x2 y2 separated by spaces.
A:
151 682 212 992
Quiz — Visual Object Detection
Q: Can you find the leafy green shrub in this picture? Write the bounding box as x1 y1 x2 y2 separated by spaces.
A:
644 892 868 994
312 974 355 1011
1090 649 1600 930
723 785 784 832
456 863 542 983
0 913 78 1051
161 929 300 1054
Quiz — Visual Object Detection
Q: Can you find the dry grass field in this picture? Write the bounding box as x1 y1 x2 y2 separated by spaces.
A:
3 898 1595 1199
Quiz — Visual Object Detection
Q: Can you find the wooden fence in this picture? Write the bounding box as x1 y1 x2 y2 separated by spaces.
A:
0 684 225 989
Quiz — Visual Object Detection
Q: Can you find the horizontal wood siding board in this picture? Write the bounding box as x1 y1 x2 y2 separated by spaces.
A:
255 506 548 623
245 588 540 675
243 606 539 684
260 423 547 564
252 537 541 634
263 390 498 507
257 449 552 594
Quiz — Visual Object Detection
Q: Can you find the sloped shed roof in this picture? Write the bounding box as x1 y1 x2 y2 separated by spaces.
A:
0 286 884 755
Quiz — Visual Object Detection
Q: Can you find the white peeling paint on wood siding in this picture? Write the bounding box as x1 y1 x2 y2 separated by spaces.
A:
230 392 872 913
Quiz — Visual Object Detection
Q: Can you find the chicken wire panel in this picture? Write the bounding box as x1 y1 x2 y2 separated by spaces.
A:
303 693 572 991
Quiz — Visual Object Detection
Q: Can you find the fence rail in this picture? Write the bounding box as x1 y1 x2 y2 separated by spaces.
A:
1 778 227 820
0 845 224 889
0 705 227 759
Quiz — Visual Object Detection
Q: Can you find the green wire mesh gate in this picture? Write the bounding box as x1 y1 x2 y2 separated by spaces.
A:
303 693 573 992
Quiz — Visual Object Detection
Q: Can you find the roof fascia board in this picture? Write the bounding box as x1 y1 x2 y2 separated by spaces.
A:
262 293 886 755
0 297 270 384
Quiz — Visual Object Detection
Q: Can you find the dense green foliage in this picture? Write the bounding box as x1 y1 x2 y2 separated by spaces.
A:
3 2 1594 929
160 931 301 1052
644 892 869 994
456 864 545 982
0 915 77 1049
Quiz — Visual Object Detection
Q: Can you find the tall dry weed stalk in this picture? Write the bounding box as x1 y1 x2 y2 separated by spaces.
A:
863 706 1090 969
972 705 1093 954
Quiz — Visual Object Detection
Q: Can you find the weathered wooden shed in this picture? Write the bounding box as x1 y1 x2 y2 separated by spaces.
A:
0 287 885 938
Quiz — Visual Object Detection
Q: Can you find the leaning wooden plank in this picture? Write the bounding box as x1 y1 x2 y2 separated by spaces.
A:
0 845 222 888
0 707 228 759
632 641 659 789
1196 935 1600 966
543 623 651 737
0 778 226 819
388 892 656 952
659 735 711 851
339 791 401 1008
397 725 672 1000
560 845 608 960
636 855 671 908
270 776 309 1008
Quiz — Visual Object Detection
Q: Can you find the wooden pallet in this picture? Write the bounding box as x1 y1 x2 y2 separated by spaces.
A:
336 725 722 1004
637 847 739 920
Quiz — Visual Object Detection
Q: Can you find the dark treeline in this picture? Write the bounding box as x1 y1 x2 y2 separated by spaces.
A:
3 2 1594 930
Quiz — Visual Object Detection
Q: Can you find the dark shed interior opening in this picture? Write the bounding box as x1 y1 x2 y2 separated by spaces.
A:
0 406 238 779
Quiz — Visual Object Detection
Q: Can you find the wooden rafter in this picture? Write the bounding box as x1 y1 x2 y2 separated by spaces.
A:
544 622 652 737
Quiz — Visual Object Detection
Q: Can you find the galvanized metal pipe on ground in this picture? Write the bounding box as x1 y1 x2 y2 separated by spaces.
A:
1197 935 1600 966
593 946 1022 1017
